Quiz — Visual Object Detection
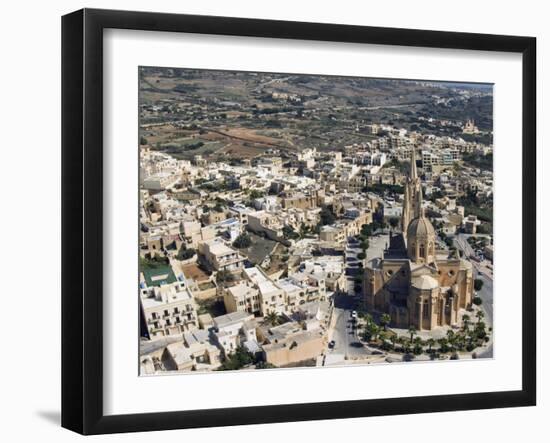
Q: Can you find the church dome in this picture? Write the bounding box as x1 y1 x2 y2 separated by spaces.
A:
407 215 436 239
406 213 436 264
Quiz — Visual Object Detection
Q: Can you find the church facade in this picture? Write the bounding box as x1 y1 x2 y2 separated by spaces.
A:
363 149 474 331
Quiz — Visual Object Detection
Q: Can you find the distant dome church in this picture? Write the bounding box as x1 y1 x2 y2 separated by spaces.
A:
364 149 473 330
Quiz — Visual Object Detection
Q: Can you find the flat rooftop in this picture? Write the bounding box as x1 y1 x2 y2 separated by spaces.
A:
141 264 177 287
213 311 253 328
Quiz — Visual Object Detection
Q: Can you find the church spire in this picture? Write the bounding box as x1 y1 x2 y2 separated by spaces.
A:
418 182 424 217
402 182 411 232
410 148 418 181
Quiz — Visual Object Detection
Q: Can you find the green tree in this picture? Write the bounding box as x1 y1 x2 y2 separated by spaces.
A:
248 189 265 199
389 217 399 230
233 233 252 249
426 338 436 353
363 322 379 342
364 313 373 327
474 278 484 291
265 311 279 326
217 346 254 371
408 326 417 343
360 224 373 237
177 245 196 260
446 330 456 351
380 313 391 331
413 336 423 355
475 310 485 323
462 314 471 332
438 337 449 353
473 296 483 306
357 252 366 260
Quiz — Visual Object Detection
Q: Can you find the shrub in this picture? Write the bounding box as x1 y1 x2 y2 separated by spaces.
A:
474 278 484 291
177 247 196 260
233 233 252 249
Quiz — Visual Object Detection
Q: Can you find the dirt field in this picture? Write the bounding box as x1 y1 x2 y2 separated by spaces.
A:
180 263 211 282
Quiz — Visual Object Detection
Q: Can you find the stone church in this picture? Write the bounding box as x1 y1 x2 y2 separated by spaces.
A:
363 150 473 330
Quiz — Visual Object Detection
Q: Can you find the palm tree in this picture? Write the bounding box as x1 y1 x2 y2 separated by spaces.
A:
446 329 456 351
380 313 391 331
413 336 424 354
365 313 373 327
476 310 485 323
408 326 417 343
427 338 436 353
265 311 278 326
438 337 449 353
370 323 380 341
462 314 471 332
446 329 455 341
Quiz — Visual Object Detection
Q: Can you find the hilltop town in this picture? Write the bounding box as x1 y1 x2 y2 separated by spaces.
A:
138 69 494 374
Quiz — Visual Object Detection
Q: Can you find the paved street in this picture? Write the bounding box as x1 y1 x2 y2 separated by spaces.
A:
476 272 493 326
326 294 372 364
327 234 390 363
454 234 494 327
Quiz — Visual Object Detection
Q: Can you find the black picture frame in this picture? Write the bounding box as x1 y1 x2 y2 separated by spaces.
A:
62 8 537 435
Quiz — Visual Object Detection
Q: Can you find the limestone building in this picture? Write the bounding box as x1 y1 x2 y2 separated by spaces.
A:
363 149 474 330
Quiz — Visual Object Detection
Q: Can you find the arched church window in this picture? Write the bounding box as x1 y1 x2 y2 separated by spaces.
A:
419 244 425 257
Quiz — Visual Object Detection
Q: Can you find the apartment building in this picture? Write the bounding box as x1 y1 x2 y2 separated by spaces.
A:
223 282 261 314
247 210 284 240
140 280 198 339
198 238 247 273
244 266 286 315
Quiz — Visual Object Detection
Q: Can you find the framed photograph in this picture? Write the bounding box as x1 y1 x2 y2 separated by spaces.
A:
62 8 536 435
